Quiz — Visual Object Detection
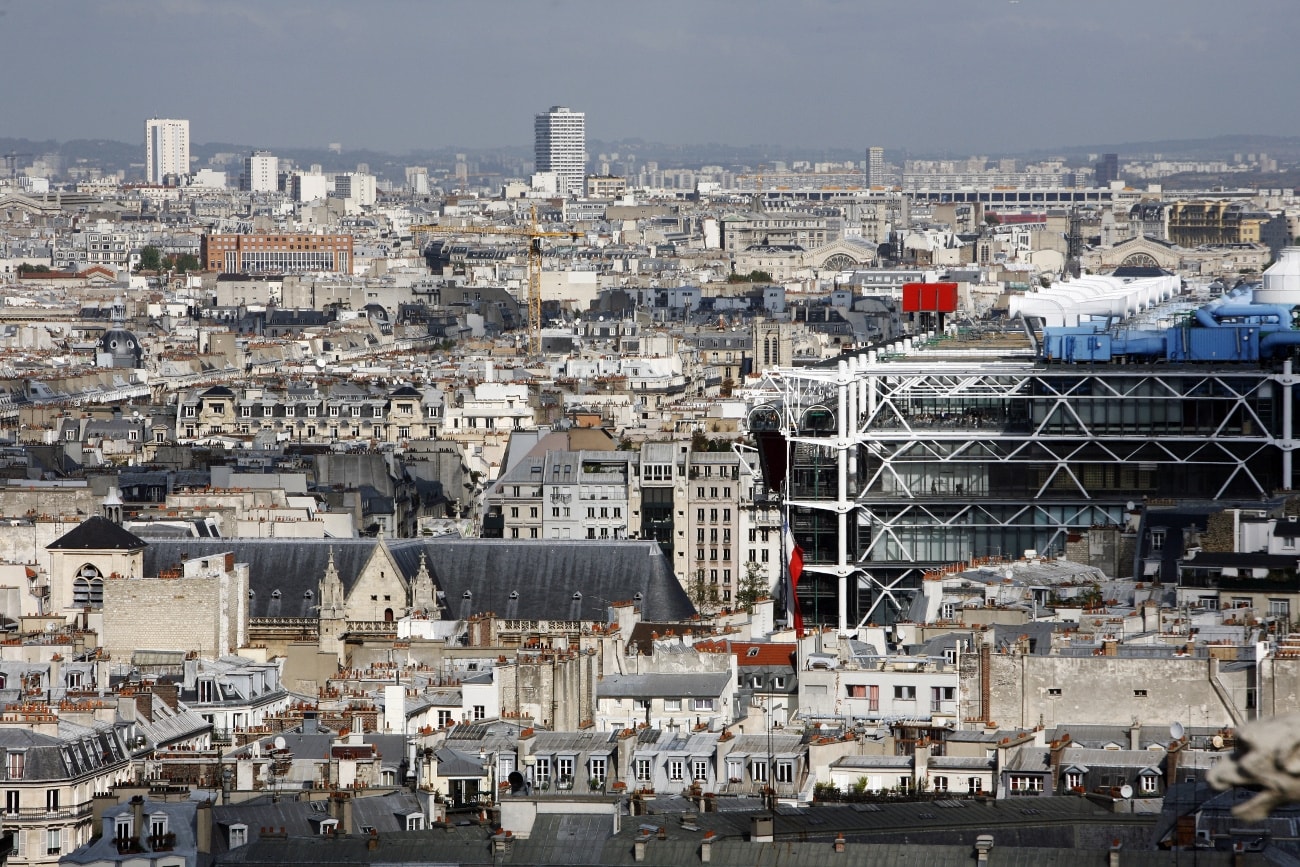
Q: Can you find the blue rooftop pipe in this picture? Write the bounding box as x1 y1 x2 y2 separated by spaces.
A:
1261 330 1300 356
1194 302 1294 329
1040 289 1300 363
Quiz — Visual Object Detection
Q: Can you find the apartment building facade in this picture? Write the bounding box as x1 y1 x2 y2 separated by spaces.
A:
534 106 586 197
144 118 189 184
486 443 782 604
173 383 440 445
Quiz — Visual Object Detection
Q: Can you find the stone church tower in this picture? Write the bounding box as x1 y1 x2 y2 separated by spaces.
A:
317 548 347 659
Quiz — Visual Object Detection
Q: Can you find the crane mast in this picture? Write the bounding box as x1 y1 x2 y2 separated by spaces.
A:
410 205 579 355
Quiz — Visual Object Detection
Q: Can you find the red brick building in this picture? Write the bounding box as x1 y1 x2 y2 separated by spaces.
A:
201 233 354 275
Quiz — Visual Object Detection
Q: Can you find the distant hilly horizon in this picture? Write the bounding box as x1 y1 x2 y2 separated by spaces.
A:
3 133 1298 183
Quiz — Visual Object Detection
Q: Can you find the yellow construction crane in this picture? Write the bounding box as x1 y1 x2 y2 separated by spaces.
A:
410 204 581 355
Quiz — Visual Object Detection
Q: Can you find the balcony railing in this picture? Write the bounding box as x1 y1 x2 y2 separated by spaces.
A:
7 803 94 822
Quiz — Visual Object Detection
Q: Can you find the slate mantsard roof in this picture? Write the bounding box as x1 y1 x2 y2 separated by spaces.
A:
213 797 1164 866
142 537 695 622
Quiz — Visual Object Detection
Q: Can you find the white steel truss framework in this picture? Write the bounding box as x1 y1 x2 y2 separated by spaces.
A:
747 356 1300 634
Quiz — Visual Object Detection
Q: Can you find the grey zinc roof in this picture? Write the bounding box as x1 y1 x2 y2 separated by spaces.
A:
527 729 618 756
0 722 128 781
64 799 199 864
434 746 484 777
929 755 997 771
214 798 1178 865
1001 746 1050 773
314 453 396 496
832 754 913 769
597 672 731 700
135 694 212 747
211 791 423 857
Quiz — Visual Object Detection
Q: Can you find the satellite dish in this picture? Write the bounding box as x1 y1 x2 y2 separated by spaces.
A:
273 736 287 751
1119 784 1133 799
508 770 525 794
1170 721 1185 740
1212 735 1225 749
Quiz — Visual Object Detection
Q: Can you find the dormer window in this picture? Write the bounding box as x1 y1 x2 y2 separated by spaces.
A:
149 812 168 838
319 819 338 835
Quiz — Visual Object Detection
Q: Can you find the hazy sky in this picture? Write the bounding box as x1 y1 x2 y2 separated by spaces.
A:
3 0 1296 154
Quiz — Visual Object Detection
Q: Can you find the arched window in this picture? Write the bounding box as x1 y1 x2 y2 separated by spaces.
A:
383 608 394 622
73 565 105 608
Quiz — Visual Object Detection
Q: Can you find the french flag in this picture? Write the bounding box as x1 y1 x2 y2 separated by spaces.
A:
783 521 804 636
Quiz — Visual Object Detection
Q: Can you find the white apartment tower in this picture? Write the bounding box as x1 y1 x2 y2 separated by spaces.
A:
145 117 190 184
866 146 885 188
333 172 377 207
242 150 278 192
534 106 586 197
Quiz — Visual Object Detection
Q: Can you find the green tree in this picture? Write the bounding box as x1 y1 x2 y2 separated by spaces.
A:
136 245 162 272
167 253 201 273
737 561 769 613
16 263 50 274
726 269 774 284
689 568 719 614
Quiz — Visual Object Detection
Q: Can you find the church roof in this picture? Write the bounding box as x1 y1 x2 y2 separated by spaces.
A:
144 538 378 619
392 538 694 623
141 538 694 622
46 516 147 552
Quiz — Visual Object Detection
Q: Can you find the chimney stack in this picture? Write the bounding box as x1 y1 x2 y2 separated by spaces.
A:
196 801 212 854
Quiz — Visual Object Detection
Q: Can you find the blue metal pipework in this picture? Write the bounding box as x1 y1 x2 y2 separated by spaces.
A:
1041 291 1299 364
